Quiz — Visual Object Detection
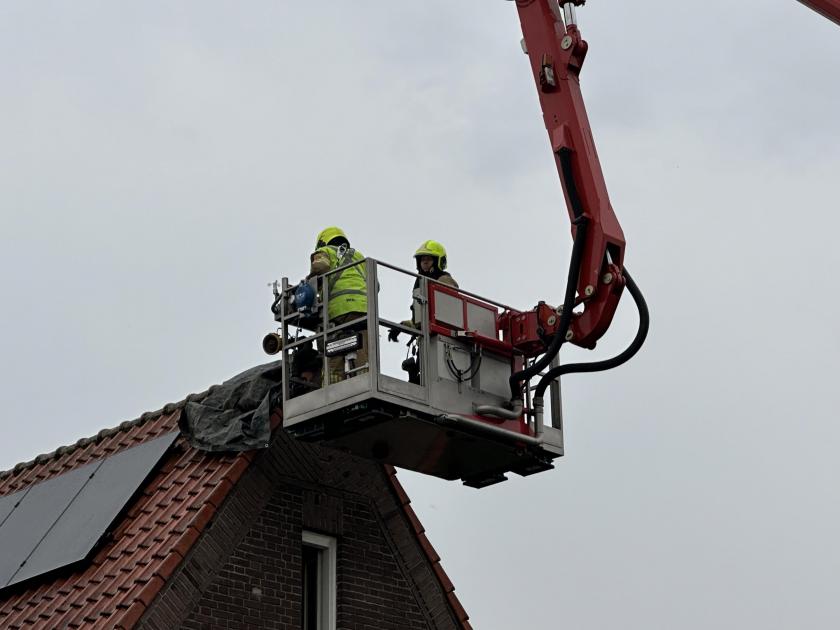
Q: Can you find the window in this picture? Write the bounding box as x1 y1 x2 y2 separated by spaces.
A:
302 531 336 630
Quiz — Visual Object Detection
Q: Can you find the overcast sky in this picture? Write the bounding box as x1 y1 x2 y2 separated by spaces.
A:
1 1 839 628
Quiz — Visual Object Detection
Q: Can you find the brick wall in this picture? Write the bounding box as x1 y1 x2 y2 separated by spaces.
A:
179 483 428 630
336 494 428 629
141 433 462 630
180 486 303 629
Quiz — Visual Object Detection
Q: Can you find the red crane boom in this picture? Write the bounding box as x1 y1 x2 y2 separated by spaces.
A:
514 0 625 351
797 0 840 25
503 1 648 407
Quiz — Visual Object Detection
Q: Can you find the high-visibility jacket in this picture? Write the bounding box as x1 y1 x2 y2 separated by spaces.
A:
312 245 368 320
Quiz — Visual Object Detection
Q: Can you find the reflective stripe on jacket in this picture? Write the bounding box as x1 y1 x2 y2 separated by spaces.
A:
313 245 368 319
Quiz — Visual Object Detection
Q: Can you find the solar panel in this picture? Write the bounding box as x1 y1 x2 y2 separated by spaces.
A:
0 462 99 588
0 431 178 591
0 487 28 528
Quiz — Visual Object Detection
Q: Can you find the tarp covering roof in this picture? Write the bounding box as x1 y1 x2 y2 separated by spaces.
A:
179 361 282 452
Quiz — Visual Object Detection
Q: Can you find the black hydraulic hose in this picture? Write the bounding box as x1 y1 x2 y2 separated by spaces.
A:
508 148 587 399
558 147 586 223
508 216 587 398
533 267 649 400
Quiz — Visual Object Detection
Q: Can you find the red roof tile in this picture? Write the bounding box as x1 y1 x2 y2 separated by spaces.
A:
0 385 470 629
0 402 249 630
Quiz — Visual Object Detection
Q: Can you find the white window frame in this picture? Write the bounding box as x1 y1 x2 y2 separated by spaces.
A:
302 530 337 630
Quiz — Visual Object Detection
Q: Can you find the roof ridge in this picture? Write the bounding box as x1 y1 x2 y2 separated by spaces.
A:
0 384 221 480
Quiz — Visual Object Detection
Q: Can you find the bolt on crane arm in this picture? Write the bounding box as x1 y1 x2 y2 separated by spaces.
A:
514 0 625 350
796 0 840 25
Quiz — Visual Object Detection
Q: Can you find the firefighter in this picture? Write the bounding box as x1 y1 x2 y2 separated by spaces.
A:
412 240 458 291
397 240 459 332
309 227 368 383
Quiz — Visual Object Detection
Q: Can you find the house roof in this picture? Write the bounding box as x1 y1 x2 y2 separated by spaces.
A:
0 376 471 629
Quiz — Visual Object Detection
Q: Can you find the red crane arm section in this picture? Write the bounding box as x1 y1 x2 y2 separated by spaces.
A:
797 0 840 25
514 1 625 349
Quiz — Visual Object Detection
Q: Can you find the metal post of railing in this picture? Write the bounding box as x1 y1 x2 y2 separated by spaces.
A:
280 277 290 405
549 354 563 430
321 269 331 387
366 258 379 393
420 275 430 391
524 357 534 433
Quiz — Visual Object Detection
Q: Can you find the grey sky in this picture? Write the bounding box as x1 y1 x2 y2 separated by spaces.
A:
1 1 839 628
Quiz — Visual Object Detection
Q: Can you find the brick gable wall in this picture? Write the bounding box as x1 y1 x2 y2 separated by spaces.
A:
139 431 462 630
179 484 429 630
336 494 428 629
180 486 303 629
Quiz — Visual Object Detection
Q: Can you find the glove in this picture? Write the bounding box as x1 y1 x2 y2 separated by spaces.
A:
387 327 400 343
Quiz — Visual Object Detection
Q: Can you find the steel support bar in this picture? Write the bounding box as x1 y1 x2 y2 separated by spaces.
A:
438 414 544 446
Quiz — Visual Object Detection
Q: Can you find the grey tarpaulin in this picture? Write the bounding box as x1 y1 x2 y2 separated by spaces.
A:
179 360 283 452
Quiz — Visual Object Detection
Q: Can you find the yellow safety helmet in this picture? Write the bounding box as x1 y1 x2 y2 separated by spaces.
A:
316 226 348 249
414 240 447 271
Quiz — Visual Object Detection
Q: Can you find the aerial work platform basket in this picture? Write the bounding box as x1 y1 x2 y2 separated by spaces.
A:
268 258 564 488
